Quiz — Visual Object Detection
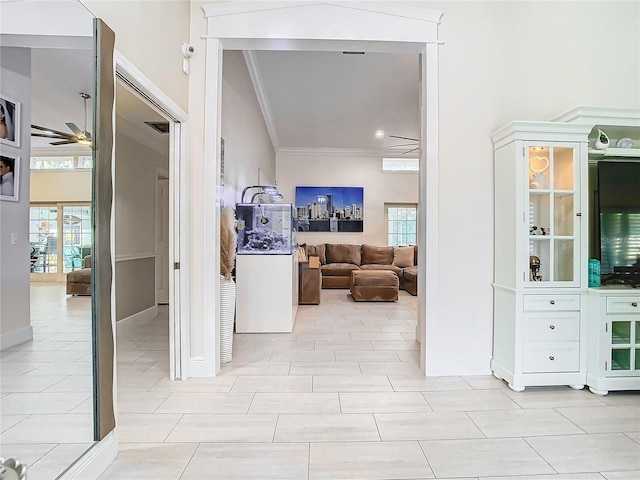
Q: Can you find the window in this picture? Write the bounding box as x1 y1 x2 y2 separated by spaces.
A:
382 157 419 173
30 204 92 274
30 155 93 170
386 204 417 246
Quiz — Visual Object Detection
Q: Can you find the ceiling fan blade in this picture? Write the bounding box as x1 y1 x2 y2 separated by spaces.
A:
66 122 84 137
389 135 419 142
31 124 75 138
387 143 419 148
31 133 70 140
402 147 419 155
50 140 77 146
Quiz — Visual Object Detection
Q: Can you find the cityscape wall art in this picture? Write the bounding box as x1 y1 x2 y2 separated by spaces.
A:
295 186 364 232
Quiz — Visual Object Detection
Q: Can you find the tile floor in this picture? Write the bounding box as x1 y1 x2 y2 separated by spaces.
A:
0 283 93 480
2 284 639 479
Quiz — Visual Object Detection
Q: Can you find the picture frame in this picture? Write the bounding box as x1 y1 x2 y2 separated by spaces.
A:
295 186 364 232
0 94 21 148
0 154 20 202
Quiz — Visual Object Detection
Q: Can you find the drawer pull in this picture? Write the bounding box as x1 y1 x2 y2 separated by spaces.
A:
549 300 555 305
549 356 555 361
549 325 555 330
632 302 638 307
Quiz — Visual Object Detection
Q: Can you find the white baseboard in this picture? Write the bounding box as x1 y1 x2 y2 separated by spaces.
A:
0 325 33 351
116 305 158 330
57 431 118 480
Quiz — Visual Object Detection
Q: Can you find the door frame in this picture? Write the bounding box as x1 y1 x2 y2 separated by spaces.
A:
199 2 442 376
114 51 189 380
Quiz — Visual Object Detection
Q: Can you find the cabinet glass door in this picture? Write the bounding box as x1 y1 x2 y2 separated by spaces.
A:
527 144 579 285
609 320 639 375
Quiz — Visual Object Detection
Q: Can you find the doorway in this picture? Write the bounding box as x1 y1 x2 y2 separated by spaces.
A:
198 2 441 376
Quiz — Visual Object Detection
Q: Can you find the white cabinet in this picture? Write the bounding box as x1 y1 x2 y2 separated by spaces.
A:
587 289 640 394
236 253 299 333
491 122 592 391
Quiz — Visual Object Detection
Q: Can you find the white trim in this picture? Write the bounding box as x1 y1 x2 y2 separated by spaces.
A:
202 1 441 378
56 431 118 480
114 252 156 262
552 106 640 127
115 305 158 329
277 147 400 157
243 51 280 152
114 51 189 381
0 325 33 351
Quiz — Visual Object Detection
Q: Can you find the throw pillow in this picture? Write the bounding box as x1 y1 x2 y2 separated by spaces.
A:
393 246 414 267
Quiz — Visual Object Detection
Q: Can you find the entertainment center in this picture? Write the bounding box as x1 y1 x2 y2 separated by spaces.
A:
491 107 640 394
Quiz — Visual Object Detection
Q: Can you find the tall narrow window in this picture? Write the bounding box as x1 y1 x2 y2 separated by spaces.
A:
386 204 417 246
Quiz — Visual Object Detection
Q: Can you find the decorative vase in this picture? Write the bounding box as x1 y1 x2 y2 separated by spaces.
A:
219 276 236 364
594 129 610 150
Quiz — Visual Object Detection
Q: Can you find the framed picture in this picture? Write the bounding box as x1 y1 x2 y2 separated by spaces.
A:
295 186 364 232
0 94 20 148
0 154 19 202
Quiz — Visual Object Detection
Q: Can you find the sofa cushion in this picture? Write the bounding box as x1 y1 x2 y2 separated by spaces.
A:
360 264 403 276
67 268 91 283
403 266 418 281
306 244 326 264
393 246 415 267
361 244 393 265
321 263 360 276
325 244 361 266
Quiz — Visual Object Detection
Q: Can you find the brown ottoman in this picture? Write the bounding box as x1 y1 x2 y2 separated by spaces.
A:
350 270 399 302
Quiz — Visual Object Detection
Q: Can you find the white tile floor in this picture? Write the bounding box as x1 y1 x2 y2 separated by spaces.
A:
0 283 93 480
3 284 639 479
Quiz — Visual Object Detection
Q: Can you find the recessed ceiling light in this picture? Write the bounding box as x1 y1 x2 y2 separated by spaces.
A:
375 130 385 139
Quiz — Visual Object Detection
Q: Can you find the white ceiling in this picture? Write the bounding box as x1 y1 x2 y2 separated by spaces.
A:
29 47 419 154
251 50 420 152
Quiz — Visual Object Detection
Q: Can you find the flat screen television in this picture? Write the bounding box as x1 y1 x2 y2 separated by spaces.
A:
597 160 640 283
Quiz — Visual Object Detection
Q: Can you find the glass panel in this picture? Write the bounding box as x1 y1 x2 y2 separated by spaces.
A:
388 208 397 220
611 348 631 370
407 234 416 245
62 205 92 273
398 208 407 220
408 208 416 220
612 321 631 344
530 238 550 282
528 146 551 190
77 156 93 168
553 147 574 190
554 193 574 236
636 322 640 344
30 156 74 169
529 194 551 237
635 349 640 371
29 206 58 273
554 239 574 282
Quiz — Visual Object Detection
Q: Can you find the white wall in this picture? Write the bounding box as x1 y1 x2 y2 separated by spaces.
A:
0 47 32 349
114 129 168 321
221 51 277 206
277 153 418 246
413 0 640 374
30 170 91 202
80 0 190 112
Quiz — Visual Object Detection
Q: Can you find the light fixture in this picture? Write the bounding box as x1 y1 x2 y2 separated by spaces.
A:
375 130 385 139
241 185 283 203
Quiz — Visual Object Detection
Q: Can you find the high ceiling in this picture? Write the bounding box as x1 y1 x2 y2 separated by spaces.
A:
29 47 419 154
251 50 420 152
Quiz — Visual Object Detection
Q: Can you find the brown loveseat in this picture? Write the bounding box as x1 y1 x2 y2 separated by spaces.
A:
303 244 418 295
66 255 92 295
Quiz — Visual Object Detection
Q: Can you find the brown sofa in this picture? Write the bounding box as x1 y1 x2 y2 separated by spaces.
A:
303 243 418 295
66 255 92 295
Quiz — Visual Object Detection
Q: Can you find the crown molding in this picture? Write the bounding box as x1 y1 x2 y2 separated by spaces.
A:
276 146 402 158
243 51 280 152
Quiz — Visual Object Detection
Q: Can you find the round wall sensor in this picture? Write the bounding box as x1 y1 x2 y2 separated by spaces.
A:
616 137 633 148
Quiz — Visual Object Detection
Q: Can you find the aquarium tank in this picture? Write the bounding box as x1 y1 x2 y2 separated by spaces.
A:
236 203 298 254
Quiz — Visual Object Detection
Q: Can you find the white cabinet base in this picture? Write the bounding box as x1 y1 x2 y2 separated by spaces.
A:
236 254 298 333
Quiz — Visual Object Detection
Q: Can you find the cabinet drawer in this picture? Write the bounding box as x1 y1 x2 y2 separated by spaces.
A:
523 312 579 342
523 294 580 312
522 342 580 373
606 296 640 314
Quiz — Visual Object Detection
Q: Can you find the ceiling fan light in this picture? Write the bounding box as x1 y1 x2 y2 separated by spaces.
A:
375 130 384 139
77 138 92 146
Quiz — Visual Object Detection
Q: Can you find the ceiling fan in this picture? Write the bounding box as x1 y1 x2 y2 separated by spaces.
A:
386 134 419 155
31 92 92 146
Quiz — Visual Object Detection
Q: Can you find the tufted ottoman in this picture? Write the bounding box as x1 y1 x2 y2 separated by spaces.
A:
350 270 399 302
